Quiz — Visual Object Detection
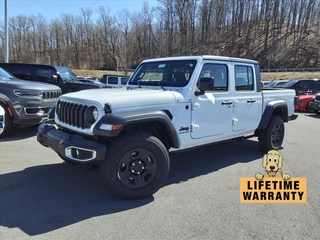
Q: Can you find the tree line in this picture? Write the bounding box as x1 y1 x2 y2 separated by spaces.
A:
0 0 319 71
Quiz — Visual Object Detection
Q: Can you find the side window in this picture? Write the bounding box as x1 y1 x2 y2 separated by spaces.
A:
198 63 228 92
108 77 118 85
1 65 15 75
35 67 56 83
16 65 32 80
302 80 320 91
121 77 129 85
310 81 320 88
296 81 305 88
235 65 254 91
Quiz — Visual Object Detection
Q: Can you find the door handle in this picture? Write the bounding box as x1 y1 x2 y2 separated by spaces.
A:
222 101 233 105
247 99 256 103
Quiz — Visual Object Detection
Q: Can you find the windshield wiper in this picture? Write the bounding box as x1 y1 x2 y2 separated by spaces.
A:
136 80 142 88
157 82 166 91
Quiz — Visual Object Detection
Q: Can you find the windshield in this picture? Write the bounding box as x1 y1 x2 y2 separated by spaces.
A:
129 60 197 87
266 82 277 87
56 66 78 82
282 80 298 87
0 67 16 80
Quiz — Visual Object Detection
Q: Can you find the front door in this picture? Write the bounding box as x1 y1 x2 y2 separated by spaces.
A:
191 62 234 139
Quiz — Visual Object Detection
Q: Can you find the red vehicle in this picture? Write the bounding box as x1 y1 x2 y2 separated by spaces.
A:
295 94 315 112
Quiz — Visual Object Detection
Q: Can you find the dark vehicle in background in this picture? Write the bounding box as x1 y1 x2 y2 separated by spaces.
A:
0 63 105 94
77 76 105 87
280 79 320 95
309 92 320 115
101 74 130 88
0 67 61 137
265 80 289 88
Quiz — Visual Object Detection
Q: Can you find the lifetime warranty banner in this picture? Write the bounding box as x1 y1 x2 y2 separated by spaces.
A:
240 177 307 203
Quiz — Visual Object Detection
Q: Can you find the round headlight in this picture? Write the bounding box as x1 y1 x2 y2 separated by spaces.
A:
85 106 99 124
93 107 98 120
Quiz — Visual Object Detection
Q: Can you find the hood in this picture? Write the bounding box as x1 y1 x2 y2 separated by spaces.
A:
63 80 104 89
0 77 61 91
298 94 314 100
61 88 183 109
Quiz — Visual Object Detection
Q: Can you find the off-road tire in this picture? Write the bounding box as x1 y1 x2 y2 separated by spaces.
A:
101 132 170 199
0 103 14 137
258 115 284 153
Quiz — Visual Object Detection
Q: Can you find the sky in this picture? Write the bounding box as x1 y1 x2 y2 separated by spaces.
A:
0 0 158 21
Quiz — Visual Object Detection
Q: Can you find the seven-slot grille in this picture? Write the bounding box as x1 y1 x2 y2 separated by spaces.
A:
42 90 62 100
56 100 90 129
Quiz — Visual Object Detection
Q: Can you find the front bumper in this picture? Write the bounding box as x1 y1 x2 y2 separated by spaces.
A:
7 99 56 126
309 101 320 112
13 115 51 126
295 103 307 111
37 123 106 163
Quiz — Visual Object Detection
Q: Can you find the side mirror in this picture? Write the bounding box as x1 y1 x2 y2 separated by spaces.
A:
195 77 214 96
51 75 59 83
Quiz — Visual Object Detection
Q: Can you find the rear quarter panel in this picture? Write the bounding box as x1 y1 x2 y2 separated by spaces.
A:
262 89 296 117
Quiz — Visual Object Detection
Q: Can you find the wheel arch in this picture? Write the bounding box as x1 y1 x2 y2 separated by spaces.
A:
257 100 288 130
0 94 10 107
93 110 180 149
0 98 14 118
0 98 14 137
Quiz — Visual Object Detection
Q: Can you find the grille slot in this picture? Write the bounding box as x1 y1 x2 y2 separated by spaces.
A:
42 90 62 99
57 100 90 129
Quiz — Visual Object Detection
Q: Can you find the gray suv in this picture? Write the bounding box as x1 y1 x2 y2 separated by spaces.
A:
0 63 105 94
0 67 61 137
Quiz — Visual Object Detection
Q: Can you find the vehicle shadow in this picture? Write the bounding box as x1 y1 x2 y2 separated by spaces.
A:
0 121 55 142
167 139 263 185
0 125 38 142
0 139 262 236
304 113 320 119
0 163 153 236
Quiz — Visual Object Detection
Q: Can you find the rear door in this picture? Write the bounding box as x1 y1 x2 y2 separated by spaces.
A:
4 64 35 81
232 64 262 132
35 66 57 84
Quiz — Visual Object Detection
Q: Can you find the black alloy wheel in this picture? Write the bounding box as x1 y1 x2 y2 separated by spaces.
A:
101 132 170 199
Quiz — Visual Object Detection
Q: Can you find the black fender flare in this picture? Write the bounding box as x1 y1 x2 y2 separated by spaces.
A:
0 94 10 106
93 110 180 148
258 100 288 130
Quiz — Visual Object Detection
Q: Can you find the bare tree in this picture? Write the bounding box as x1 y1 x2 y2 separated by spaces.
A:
2 0 319 69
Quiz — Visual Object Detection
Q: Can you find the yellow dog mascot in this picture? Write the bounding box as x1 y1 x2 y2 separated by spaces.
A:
255 150 291 180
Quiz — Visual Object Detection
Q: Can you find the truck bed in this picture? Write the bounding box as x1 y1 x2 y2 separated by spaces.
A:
261 88 296 117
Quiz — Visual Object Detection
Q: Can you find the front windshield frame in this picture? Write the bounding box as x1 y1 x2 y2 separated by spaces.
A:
128 60 197 87
55 66 78 82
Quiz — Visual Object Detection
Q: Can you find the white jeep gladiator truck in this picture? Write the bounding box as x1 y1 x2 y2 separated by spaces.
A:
37 55 298 199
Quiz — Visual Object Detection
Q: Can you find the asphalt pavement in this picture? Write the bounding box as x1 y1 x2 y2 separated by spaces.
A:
0 113 319 240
